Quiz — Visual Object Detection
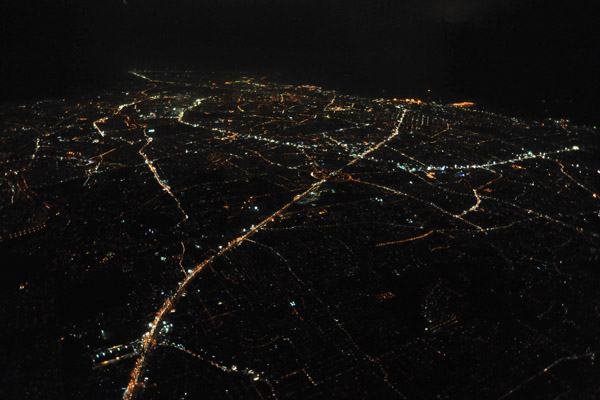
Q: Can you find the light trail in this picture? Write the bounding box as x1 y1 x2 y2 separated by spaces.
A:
138 130 189 225
498 352 595 400
476 194 592 235
91 148 117 160
178 120 321 151
456 189 481 217
84 148 117 186
31 138 41 161
93 119 106 137
243 147 301 171
157 341 278 397
556 160 599 199
130 70 206 88
123 110 407 400
351 177 484 231
361 145 582 173
129 70 160 84
324 94 337 111
0 221 47 243
376 230 435 247
178 242 186 276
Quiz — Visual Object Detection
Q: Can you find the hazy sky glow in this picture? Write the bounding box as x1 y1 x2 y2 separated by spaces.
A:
1 0 598 123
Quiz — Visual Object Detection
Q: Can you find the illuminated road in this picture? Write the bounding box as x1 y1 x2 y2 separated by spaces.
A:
123 110 407 399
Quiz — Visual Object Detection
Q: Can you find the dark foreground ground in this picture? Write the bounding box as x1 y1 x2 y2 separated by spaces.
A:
1 70 599 399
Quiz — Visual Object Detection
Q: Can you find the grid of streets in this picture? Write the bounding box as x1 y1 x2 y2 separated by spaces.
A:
1 70 599 399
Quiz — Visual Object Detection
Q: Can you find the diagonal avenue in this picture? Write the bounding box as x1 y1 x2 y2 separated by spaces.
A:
123 110 407 399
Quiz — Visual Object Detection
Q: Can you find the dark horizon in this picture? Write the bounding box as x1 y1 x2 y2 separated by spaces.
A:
2 0 599 123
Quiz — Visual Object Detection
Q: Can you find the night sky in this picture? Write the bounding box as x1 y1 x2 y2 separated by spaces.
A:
2 0 598 122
